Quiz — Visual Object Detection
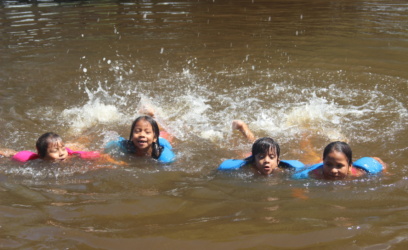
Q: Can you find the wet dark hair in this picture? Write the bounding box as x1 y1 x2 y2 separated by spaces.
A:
247 137 280 163
128 116 162 159
323 141 352 166
36 132 64 159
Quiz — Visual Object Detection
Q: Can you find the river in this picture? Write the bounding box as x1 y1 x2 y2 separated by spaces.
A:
0 0 407 248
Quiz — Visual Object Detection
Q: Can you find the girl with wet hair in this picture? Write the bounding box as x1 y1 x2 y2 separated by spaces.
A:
105 116 175 163
35 132 66 160
218 121 304 175
292 141 387 180
127 116 162 159
1 132 102 162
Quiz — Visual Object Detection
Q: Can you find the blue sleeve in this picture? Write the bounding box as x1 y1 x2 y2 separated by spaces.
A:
157 137 175 163
353 157 383 174
280 160 305 170
292 163 323 179
158 137 172 150
218 159 247 170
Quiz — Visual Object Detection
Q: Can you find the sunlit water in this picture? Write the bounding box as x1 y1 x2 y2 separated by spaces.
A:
0 0 407 248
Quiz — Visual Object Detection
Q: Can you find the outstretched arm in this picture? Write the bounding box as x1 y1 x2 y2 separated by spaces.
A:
298 132 321 165
0 148 17 157
232 120 256 143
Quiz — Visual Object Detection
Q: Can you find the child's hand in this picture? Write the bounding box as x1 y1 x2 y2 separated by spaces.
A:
139 104 155 117
232 120 246 131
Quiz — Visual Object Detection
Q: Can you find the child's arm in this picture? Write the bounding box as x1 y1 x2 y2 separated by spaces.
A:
232 120 256 143
0 148 18 157
298 132 321 165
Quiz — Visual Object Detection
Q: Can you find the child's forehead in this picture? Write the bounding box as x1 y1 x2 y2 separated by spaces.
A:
47 140 64 148
326 150 348 160
258 146 277 154
134 119 153 128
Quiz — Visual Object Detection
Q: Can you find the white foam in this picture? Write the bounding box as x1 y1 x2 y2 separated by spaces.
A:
61 85 124 133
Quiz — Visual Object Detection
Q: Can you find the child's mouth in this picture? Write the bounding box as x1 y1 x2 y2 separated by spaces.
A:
137 140 148 146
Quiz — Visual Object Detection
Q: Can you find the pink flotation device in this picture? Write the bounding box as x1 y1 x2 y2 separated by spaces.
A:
12 148 100 162
12 151 39 162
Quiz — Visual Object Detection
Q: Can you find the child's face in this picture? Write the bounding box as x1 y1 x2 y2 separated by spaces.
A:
44 142 68 161
131 119 157 151
254 148 280 175
322 150 351 179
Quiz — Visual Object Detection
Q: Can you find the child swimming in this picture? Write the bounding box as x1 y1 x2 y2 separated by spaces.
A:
0 132 101 162
218 120 304 175
292 141 387 180
104 115 175 163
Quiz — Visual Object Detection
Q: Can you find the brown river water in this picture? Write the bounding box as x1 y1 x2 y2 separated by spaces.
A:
0 0 407 248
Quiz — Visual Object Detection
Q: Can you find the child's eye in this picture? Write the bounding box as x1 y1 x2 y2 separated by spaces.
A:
257 154 266 159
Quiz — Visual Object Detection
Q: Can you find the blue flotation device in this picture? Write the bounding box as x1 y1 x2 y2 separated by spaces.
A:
353 157 383 173
218 156 305 171
105 137 175 163
292 157 384 179
292 163 323 179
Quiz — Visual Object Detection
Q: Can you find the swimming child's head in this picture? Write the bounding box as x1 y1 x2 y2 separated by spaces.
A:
36 132 68 161
128 116 160 158
322 141 352 179
250 137 280 175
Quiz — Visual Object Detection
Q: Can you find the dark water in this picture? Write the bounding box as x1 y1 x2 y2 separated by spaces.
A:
0 0 407 248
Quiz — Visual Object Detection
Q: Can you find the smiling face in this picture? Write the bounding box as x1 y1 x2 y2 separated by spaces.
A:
43 141 69 161
254 147 280 175
130 119 158 155
322 150 351 180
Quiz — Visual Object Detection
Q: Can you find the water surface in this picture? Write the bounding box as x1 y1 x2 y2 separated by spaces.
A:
0 0 407 248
